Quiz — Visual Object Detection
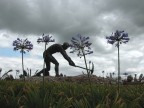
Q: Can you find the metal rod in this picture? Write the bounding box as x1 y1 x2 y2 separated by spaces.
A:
74 65 92 71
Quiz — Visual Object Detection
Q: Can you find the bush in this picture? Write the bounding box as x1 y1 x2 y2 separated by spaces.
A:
127 75 133 82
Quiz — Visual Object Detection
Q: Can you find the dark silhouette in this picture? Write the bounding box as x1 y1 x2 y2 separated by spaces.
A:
23 70 28 76
35 68 49 76
4 75 14 81
60 73 63 77
139 74 143 82
43 42 75 77
127 75 133 82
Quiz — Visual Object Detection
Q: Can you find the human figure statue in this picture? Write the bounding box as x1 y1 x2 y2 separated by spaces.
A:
43 42 75 77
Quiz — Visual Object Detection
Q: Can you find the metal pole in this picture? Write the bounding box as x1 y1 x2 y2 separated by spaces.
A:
43 43 46 87
118 41 120 93
22 50 25 81
42 43 46 108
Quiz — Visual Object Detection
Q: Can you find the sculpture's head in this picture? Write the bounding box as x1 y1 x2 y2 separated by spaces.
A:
62 42 70 50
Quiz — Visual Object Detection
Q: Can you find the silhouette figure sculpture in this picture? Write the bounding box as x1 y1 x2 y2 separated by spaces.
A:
43 42 75 77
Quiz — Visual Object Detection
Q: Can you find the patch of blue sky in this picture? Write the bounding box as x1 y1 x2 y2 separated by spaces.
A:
35 55 43 59
0 48 30 57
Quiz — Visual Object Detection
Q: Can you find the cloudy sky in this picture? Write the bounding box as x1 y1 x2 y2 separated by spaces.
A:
0 0 144 78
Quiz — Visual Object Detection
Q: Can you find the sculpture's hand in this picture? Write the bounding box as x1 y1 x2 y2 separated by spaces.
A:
69 61 75 66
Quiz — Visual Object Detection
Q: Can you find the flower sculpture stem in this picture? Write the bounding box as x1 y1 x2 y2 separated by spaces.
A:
42 42 47 86
82 48 89 77
118 41 120 90
21 50 24 81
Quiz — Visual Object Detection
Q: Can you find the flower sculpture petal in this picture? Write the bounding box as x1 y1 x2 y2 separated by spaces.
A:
37 33 55 44
13 38 33 53
106 30 130 47
70 34 93 58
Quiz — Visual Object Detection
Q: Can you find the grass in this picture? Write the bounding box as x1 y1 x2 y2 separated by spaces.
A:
0 80 144 108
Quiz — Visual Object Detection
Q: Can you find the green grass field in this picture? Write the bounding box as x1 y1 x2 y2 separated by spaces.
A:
0 80 144 108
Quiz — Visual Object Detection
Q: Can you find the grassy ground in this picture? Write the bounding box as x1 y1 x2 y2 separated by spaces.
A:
0 80 144 108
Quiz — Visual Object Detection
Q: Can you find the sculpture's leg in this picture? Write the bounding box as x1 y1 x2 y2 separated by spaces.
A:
45 60 50 76
49 56 59 77
45 54 59 77
55 62 59 77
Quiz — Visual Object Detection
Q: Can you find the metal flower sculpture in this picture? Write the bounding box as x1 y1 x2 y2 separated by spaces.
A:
37 34 55 85
37 33 55 66
106 30 129 47
70 34 93 76
37 33 55 48
13 38 33 80
70 34 93 57
106 30 130 93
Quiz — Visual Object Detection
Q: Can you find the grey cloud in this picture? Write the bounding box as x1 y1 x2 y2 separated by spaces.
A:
0 0 101 39
0 0 144 37
101 0 144 33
